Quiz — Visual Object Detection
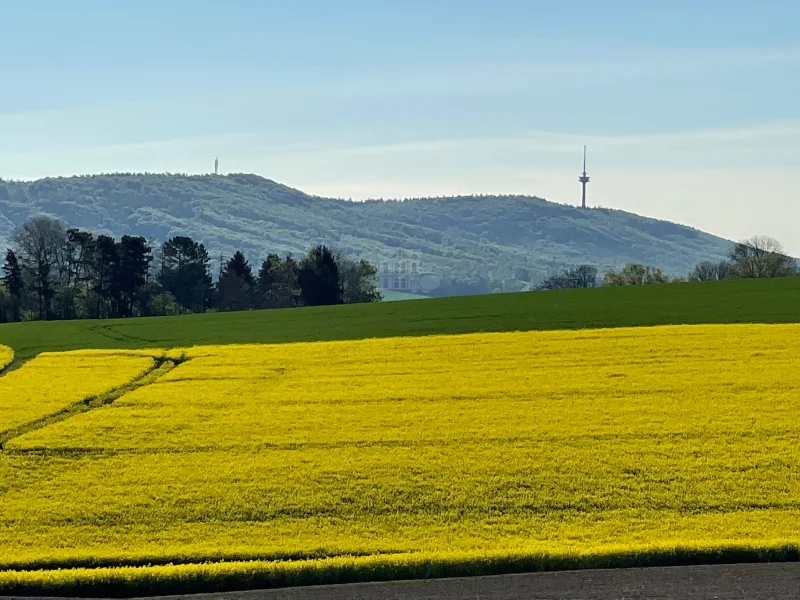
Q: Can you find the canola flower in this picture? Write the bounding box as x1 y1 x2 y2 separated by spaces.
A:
1 542 798 596
0 349 159 433
0 345 12 371
1 324 800 593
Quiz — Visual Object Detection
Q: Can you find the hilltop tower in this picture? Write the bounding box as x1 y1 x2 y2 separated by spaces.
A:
214 157 219 175
579 145 590 208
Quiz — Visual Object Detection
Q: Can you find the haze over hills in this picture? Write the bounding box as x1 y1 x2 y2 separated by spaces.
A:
0 173 731 294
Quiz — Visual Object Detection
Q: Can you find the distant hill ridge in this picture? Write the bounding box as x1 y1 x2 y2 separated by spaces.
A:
0 173 731 294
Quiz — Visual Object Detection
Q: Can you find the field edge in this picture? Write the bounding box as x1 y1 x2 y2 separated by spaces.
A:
1 543 798 598
0 344 14 375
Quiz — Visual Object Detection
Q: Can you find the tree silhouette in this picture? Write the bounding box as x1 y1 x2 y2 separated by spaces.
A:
298 245 342 306
217 251 255 312
2 249 23 321
159 236 213 313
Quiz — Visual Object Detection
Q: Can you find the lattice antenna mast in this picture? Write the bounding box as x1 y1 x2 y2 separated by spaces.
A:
578 145 590 209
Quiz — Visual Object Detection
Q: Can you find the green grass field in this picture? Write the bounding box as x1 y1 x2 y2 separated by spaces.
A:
2 277 800 361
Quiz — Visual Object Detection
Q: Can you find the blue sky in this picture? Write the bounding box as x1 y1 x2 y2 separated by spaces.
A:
2 0 799 251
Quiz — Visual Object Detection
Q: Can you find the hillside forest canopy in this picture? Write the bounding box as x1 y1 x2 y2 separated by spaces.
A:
0 173 738 295
0 214 795 324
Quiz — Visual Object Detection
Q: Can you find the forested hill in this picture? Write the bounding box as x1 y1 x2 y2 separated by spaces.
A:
0 173 731 293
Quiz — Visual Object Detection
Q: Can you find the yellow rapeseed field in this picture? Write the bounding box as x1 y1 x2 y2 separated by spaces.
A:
0 344 12 370
0 350 159 434
1 324 799 592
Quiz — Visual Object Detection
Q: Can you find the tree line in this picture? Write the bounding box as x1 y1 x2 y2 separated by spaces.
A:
537 235 797 290
1 216 796 323
0 216 381 323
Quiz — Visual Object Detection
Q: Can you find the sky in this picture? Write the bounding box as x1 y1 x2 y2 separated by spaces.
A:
1 0 799 251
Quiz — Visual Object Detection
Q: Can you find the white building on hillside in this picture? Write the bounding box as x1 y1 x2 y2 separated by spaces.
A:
377 249 424 294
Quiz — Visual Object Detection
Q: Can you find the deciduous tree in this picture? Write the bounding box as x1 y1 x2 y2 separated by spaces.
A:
539 264 598 290
726 236 796 279
603 263 669 287
335 252 382 304
688 261 727 282
11 216 67 319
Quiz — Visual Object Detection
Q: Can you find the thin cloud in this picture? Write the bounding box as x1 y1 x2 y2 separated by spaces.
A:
3 119 800 178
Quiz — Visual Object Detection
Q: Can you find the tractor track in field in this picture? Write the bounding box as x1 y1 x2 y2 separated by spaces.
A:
0 355 185 449
85 323 163 346
0 355 25 377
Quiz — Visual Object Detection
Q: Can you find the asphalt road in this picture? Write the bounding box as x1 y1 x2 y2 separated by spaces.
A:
9 563 800 600
146 563 799 600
